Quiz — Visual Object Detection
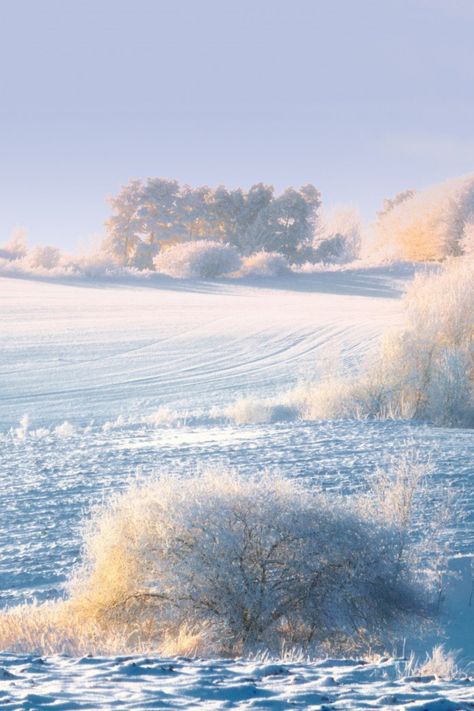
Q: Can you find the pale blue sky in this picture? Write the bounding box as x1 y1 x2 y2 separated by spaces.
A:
1 0 473 249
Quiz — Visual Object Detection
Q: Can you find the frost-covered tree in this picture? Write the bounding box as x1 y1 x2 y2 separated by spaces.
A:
24 245 61 270
179 184 215 241
460 221 474 255
210 183 275 252
103 180 145 265
244 184 320 261
377 189 416 219
140 178 182 244
103 178 183 266
211 185 246 246
0 228 28 260
374 175 474 261
313 205 362 263
104 179 320 267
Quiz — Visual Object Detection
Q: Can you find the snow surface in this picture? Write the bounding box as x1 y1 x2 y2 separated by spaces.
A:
1 266 473 708
1 653 473 709
0 269 407 428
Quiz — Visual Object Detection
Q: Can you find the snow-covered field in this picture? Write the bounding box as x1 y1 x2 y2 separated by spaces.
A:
1 653 473 709
1 268 474 708
0 269 407 427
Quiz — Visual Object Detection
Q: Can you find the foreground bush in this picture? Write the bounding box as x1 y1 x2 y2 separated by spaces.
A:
153 240 241 278
1 462 442 657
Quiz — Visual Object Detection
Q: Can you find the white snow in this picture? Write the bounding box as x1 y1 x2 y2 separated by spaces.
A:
0 268 407 428
1 266 473 708
0 653 473 709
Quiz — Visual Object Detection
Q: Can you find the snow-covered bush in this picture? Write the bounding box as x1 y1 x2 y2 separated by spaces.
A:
0 243 70 277
66 251 124 278
153 240 241 278
374 175 474 261
59 464 436 657
225 396 297 424
0 458 446 657
313 206 362 264
23 245 61 270
239 251 289 277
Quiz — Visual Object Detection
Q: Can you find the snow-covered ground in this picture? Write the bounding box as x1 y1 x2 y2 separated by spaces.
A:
0 268 407 428
1 653 473 709
1 267 473 708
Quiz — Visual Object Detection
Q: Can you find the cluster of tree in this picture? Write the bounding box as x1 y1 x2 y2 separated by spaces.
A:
103 179 321 267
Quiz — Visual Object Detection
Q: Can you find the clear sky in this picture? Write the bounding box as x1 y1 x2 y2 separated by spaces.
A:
1 0 473 250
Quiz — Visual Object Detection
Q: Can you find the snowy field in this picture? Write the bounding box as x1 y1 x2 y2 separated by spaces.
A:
0 269 407 427
1 653 473 709
1 268 474 709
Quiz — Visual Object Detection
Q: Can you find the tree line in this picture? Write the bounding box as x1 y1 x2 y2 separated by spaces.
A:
103 179 321 267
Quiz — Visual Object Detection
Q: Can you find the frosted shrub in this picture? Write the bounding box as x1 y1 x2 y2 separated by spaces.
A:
239 251 289 277
54 465 436 657
225 396 297 424
0 243 70 276
68 251 123 278
54 421 75 438
23 245 62 270
153 240 241 278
